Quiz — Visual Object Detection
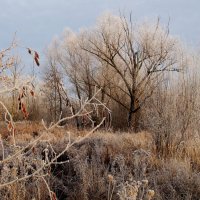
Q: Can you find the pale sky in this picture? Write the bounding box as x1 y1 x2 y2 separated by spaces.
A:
1 0 200 62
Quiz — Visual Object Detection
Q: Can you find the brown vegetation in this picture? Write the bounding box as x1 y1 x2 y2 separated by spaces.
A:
1 13 200 200
1 125 200 199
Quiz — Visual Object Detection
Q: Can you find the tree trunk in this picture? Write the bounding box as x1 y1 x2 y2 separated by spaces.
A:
127 98 134 127
133 110 140 132
127 97 140 132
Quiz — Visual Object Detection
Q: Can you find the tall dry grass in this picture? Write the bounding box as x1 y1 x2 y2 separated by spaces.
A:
1 123 200 200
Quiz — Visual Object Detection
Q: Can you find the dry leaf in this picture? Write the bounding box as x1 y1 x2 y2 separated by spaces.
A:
34 57 40 66
28 48 32 55
30 90 34 96
51 192 57 200
7 122 13 132
22 103 28 119
34 51 39 59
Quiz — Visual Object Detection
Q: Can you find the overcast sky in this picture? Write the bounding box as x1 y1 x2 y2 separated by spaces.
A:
1 0 200 58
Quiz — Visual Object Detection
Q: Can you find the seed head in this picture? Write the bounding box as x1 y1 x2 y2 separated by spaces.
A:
146 189 155 200
108 174 114 182
142 179 148 186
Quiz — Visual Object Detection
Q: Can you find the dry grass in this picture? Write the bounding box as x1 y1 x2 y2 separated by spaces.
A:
0 122 200 200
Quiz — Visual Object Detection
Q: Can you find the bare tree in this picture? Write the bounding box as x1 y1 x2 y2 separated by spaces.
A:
57 29 97 100
48 30 111 129
45 14 186 131
80 13 185 130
